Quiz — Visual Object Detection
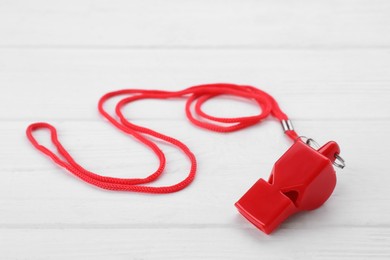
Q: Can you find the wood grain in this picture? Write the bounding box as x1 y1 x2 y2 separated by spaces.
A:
1 0 389 259
1 228 389 259
0 0 389 48
1 49 389 121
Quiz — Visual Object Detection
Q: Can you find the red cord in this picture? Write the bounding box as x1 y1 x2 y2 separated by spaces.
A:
26 83 298 193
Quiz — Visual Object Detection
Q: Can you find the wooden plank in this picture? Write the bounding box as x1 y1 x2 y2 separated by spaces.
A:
1 119 389 227
1 49 389 120
1 1 388 259
0 227 389 259
0 0 389 47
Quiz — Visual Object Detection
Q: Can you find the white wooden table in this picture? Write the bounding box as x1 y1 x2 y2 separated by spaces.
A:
1 0 389 259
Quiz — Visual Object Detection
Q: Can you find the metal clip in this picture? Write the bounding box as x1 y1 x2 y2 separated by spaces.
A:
281 119 294 132
333 154 346 169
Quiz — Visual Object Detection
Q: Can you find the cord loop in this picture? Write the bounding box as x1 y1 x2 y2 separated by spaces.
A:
26 83 298 193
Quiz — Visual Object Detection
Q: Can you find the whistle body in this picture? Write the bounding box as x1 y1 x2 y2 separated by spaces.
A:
235 140 340 234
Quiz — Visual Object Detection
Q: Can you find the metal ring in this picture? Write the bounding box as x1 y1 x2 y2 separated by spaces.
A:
295 135 309 143
306 138 320 149
296 136 345 169
295 136 320 149
333 154 346 169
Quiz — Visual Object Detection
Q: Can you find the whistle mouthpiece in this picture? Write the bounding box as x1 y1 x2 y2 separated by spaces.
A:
235 178 297 234
235 140 340 234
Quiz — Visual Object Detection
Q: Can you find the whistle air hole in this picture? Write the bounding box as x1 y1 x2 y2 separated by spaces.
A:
283 190 299 206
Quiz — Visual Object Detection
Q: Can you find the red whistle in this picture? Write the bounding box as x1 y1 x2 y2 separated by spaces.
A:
235 140 341 234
